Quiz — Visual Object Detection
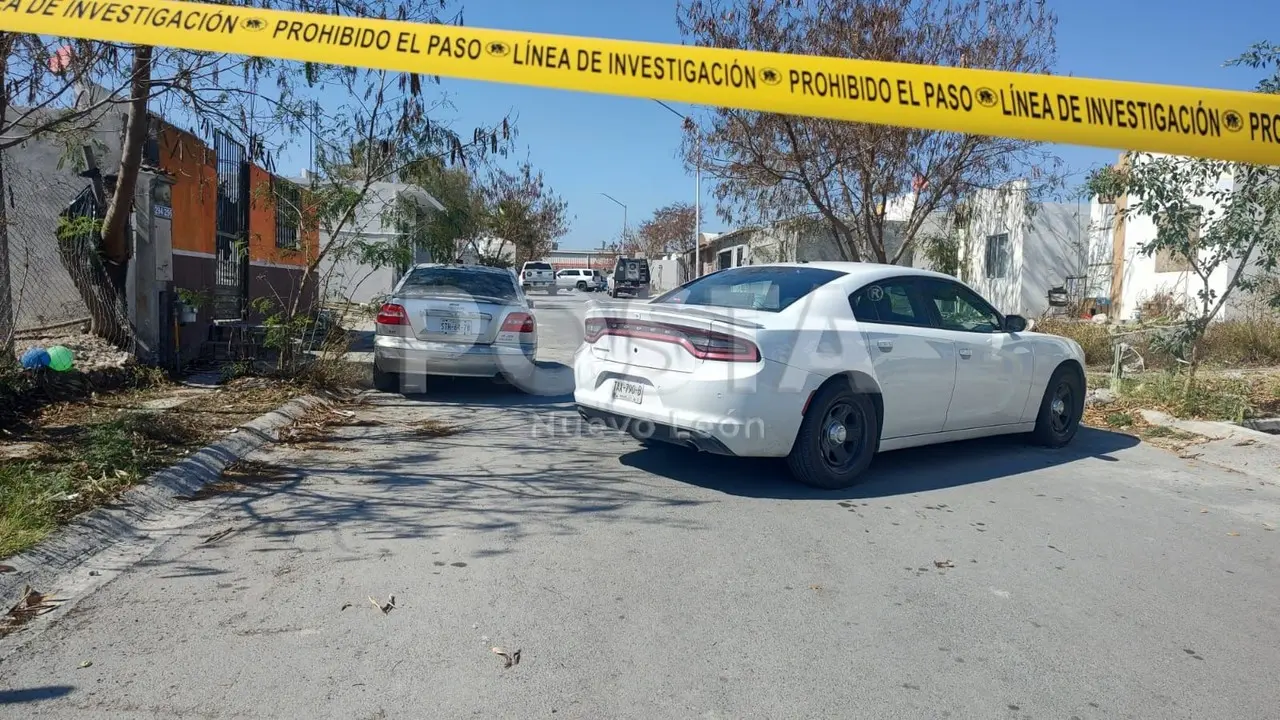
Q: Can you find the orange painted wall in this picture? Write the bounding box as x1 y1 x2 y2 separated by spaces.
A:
158 124 217 255
247 164 316 268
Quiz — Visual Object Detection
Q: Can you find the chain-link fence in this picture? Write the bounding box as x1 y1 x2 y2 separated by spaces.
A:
3 147 135 368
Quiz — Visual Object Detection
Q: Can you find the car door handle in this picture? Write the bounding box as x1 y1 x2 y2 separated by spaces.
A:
876 339 893 352
958 347 972 359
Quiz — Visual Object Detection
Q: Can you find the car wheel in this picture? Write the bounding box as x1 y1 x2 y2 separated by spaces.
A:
521 284 530 293
576 281 587 291
1029 364 1084 448
609 289 616 298
372 366 400 394
786 384 879 490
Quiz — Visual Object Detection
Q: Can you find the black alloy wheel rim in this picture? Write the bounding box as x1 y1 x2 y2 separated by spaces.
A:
820 400 865 471
1050 382 1074 433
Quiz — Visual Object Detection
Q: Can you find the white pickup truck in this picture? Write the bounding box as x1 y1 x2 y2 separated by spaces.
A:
519 261 557 294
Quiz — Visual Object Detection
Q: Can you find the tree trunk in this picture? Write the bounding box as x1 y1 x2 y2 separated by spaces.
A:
101 45 152 272
0 37 14 365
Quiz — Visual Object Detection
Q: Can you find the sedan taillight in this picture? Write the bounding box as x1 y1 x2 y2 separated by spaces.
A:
500 312 535 334
376 303 409 326
583 317 759 362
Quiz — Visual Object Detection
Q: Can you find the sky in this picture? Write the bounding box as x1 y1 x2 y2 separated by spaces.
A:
276 0 1280 251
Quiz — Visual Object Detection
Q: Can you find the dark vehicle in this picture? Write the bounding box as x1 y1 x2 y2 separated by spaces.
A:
610 257 651 299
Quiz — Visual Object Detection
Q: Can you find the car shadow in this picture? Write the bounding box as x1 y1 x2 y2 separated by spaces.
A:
0 686 75 704
378 361 575 408
618 427 1141 500
346 329 374 352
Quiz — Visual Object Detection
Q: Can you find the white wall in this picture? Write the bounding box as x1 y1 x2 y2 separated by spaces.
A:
964 180 1087 317
1110 155 1236 321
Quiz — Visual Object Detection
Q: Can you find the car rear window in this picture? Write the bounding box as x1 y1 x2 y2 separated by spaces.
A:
525 262 552 270
400 267 518 300
653 266 845 312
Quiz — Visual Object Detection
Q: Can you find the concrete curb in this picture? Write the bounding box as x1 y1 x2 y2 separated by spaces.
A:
1138 409 1280 447
0 394 330 608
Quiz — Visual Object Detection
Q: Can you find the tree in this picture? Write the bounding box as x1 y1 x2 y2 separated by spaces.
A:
1084 43 1280 396
482 160 571 266
676 0 1062 264
636 202 698 258
402 157 489 262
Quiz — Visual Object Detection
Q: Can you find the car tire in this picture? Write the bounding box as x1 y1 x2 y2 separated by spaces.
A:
786 384 879 490
521 284 530 293
609 289 616 298
1029 364 1084 448
576 281 587 291
372 366 400 394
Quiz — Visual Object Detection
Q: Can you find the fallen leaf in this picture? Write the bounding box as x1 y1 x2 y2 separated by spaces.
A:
934 559 955 569
0 564 15 574
1227 532 1240 537
1199 509 1209 514
1263 524 1275 532
491 646 521 668
201 527 235 544
1234 439 1257 447
368 595 396 614
78 661 92 669
341 602 352 611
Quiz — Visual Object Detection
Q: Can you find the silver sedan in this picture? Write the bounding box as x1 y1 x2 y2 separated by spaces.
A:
372 264 537 393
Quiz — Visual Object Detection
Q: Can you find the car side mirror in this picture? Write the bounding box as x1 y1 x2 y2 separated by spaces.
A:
1004 314 1028 333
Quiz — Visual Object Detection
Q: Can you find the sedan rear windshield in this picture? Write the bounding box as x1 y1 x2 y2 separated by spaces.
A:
652 266 845 312
400 267 518 300
525 262 552 270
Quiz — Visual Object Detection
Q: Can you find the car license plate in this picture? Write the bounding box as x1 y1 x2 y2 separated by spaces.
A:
439 319 472 335
612 380 644 404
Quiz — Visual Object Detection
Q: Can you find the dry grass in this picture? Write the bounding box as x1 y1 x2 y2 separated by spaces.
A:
0 412 209 558
410 419 461 438
1037 316 1280 369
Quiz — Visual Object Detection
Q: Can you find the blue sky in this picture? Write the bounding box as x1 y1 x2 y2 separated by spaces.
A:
278 0 1278 251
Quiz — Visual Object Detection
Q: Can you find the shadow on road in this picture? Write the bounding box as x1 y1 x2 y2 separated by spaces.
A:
619 427 1141 500
376 362 575 407
0 686 75 704
346 329 374 352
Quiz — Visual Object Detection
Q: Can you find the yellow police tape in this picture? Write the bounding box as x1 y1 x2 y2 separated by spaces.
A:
3 0 1280 165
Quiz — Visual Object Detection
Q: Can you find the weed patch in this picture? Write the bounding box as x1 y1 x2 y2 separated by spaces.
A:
0 413 207 558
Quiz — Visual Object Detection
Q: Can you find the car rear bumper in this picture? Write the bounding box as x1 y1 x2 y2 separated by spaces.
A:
375 335 536 378
572 350 809 457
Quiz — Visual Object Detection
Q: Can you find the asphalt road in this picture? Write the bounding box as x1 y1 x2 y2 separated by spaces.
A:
2 291 1279 719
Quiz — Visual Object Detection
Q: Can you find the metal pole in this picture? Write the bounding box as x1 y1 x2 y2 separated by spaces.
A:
694 132 701 279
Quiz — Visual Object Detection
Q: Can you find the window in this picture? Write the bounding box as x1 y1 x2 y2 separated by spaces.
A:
984 233 1011 279
275 179 301 250
921 279 1003 333
849 279 930 327
524 262 552 271
653 265 845 313
400 267 519 301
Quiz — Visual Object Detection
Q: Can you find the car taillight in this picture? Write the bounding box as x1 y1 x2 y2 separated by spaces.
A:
376 303 409 325
582 317 759 362
684 330 760 362
501 312 535 333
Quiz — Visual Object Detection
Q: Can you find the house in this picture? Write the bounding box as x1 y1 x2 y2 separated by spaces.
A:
1089 153 1269 322
3 100 320 364
960 180 1092 318
300 172 444 306
683 218 917 276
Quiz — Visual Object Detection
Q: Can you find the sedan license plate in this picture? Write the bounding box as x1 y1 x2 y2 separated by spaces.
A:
438 319 473 335
612 380 644 404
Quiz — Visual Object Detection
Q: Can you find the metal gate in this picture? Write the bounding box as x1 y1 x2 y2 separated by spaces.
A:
212 130 249 321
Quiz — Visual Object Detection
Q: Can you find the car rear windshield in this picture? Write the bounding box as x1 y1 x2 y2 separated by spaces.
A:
653 266 845 312
399 267 518 300
525 262 552 270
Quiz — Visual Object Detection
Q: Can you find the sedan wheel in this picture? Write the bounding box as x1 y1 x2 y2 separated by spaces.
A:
786 384 879 489
1030 365 1083 448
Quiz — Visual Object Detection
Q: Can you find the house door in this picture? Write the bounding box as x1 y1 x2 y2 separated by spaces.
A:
212 130 249 321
